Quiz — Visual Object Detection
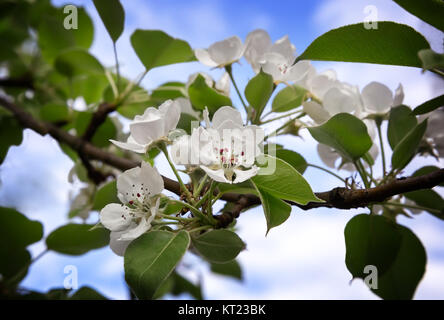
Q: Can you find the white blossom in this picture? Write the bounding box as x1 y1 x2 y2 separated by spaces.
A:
173 107 264 184
195 36 244 68
110 99 181 153
100 162 164 255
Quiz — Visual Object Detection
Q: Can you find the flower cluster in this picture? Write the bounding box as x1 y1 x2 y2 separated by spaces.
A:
172 107 264 183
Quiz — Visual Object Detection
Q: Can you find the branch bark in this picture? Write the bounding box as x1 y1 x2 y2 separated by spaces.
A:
1 95 443 222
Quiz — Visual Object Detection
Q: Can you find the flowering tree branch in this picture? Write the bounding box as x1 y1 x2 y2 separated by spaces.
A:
1 95 443 218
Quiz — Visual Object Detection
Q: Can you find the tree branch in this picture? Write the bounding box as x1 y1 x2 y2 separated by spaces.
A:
1 95 443 223
82 102 116 141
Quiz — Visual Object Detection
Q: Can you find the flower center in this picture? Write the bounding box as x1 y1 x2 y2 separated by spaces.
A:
214 147 246 181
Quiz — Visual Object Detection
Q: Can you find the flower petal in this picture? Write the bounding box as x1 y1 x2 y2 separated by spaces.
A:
159 99 181 134
303 101 331 124
109 230 132 256
270 35 296 64
110 136 148 153
393 83 404 106
208 36 243 66
119 217 151 241
200 166 230 183
130 116 165 145
100 203 132 232
233 166 259 183
211 106 243 129
362 81 393 114
215 72 231 96
244 29 272 73
285 60 311 82
194 49 218 67
140 161 164 196
323 86 357 115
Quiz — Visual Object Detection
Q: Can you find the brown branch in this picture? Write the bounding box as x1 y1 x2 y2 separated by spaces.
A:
79 102 118 183
1 95 443 223
82 102 116 141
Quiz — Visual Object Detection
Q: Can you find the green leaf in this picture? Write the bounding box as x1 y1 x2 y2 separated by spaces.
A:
93 0 124 42
412 94 444 115
71 74 109 105
252 155 321 205
391 119 427 170
387 105 417 150
308 113 373 161
297 22 430 68
275 149 307 174
151 82 186 102
39 103 69 123
55 49 104 78
0 207 44 248
411 166 444 187
188 74 232 114
344 214 402 279
0 116 23 164
404 189 444 220
210 260 242 280
192 230 245 264
372 226 426 300
38 7 93 63
46 223 109 255
124 230 190 300
252 183 291 234
0 207 43 281
217 180 257 196
418 49 444 71
70 286 108 300
92 180 120 211
177 113 198 135
171 272 203 299
393 0 444 32
272 85 307 113
131 29 195 71
245 69 274 122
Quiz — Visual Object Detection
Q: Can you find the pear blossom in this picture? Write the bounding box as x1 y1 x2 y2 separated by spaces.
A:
244 29 311 83
110 99 181 153
244 29 272 73
361 82 404 114
173 107 264 184
259 36 311 83
100 162 164 253
303 81 362 124
195 36 244 68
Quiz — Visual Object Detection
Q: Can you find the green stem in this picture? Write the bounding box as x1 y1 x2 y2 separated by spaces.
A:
384 201 439 215
189 225 213 234
159 143 194 202
260 109 302 124
225 65 249 118
179 201 214 225
376 120 386 177
211 192 223 205
194 174 208 198
307 163 346 183
207 180 217 216
113 42 120 91
158 213 197 222
354 160 370 188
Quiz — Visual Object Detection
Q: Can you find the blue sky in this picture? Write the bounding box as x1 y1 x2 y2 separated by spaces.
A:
0 0 443 299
